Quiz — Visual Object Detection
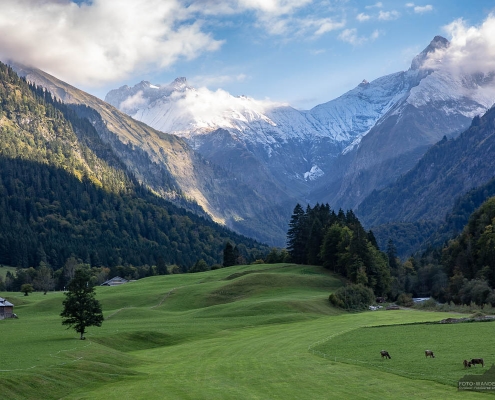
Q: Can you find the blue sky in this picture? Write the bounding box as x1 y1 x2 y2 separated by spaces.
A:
1 0 495 109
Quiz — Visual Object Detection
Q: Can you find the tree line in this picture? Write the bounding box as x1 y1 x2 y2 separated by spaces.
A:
286 203 390 297
285 196 495 308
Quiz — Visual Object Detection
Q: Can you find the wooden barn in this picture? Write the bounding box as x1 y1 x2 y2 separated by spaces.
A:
0 297 14 319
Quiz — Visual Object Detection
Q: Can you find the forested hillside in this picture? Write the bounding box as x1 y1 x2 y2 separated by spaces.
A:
358 106 495 228
353 104 495 259
0 62 268 274
284 196 495 307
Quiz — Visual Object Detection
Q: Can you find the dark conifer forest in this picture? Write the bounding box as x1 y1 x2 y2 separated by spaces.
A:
0 61 268 290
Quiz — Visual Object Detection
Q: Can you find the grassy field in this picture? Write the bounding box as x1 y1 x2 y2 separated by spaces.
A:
313 319 495 387
0 265 15 280
0 263 493 399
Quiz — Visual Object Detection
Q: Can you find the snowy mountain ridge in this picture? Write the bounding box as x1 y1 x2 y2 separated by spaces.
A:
106 36 495 215
105 71 416 149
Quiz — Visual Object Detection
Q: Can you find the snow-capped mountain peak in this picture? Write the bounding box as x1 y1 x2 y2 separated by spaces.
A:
411 35 449 70
105 36 495 202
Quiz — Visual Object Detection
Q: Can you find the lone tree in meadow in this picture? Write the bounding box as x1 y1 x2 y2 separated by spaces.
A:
20 283 34 296
61 269 104 339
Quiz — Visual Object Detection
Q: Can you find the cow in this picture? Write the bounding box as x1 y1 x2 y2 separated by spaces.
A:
463 359 472 368
380 350 391 359
425 350 435 358
471 358 484 367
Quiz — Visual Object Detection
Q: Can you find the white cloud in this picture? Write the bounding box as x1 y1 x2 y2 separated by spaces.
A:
414 5 433 14
310 49 326 55
119 90 148 114
405 3 433 14
378 10 400 20
365 2 383 9
309 18 346 36
370 30 381 40
172 86 286 127
338 28 380 46
356 13 371 22
423 14 495 78
237 0 312 15
0 0 223 87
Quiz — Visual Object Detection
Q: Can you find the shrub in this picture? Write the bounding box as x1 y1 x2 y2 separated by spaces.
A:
396 293 414 307
329 284 375 311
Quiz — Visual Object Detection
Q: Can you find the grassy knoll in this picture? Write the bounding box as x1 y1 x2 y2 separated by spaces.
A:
0 263 492 399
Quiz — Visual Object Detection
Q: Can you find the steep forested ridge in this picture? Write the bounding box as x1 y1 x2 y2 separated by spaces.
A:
0 62 268 271
441 196 495 286
358 106 495 228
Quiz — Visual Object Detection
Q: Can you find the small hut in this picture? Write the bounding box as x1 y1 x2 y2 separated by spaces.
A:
0 297 14 319
100 276 129 286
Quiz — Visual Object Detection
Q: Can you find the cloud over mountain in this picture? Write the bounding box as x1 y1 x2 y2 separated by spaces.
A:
424 14 495 78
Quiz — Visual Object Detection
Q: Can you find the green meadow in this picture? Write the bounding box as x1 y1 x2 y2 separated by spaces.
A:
0 265 15 280
0 263 493 399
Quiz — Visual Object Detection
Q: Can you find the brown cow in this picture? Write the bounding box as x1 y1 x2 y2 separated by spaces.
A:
471 358 484 367
425 350 435 358
380 350 391 359
463 359 472 368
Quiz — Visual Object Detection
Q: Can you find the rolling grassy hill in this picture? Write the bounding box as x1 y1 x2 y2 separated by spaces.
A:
0 264 491 399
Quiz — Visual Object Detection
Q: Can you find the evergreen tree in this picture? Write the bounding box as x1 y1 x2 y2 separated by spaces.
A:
223 242 236 267
320 223 345 272
306 217 323 265
60 269 103 340
387 239 399 275
287 204 307 264
156 256 168 275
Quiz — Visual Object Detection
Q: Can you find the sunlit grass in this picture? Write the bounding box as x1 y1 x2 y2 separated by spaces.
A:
1 263 491 399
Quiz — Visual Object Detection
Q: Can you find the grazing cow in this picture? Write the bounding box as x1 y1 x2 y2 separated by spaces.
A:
425 350 435 358
463 360 472 368
471 358 484 367
380 350 391 359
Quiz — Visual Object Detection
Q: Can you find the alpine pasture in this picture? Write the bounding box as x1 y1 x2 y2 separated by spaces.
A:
0 263 492 399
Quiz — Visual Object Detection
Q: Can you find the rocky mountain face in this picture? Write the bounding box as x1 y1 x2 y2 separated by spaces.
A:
11 63 291 246
105 66 425 203
107 36 495 219
310 36 495 210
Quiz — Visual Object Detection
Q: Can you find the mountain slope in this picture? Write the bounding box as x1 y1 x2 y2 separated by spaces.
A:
358 105 495 229
10 63 290 245
107 36 495 218
311 36 495 210
0 61 269 268
105 68 425 201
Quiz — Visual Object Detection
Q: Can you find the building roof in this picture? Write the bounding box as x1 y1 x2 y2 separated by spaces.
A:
100 276 129 286
0 297 14 307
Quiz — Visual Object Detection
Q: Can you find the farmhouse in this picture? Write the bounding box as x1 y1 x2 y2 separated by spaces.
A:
0 297 14 319
100 276 129 286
